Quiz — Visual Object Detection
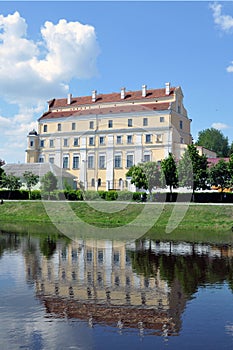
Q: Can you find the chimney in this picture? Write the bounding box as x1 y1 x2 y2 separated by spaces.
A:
92 90 97 102
142 84 147 97
165 82 170 95
67 93 72 104
121 87 126 99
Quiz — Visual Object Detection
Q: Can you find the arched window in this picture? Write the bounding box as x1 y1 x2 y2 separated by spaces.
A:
91 178 95 187
98 178 101 187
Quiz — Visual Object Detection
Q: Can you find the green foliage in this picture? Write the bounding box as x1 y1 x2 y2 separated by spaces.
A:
178 144 208 192
196 127 230 157
105 190 118 201
209 159 230 192
84 190 102 200
161 153 178 193
1 173 21 192
23 171 39 199
41 171 58 199
132 192 142 201
127 162 161 193
30 190 41 200
97 190 106 199
117 191 134 201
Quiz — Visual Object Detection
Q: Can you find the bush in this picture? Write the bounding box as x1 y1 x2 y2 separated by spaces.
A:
84 190 101 201
117 191 134 201
30 190 41 200
105 190 118 201
97 190 106 200
0 189 29 200
132 192 142 201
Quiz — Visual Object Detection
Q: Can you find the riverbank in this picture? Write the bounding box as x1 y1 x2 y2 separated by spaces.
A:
0 201 233 243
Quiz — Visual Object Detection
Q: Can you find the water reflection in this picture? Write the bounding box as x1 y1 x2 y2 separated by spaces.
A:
1 230 233 340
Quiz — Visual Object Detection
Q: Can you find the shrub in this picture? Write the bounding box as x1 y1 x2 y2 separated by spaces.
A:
84 190 101 201
117 191 133 201
97 190 106 199
30 190 41 200
132 192 142 201
105 190 118 201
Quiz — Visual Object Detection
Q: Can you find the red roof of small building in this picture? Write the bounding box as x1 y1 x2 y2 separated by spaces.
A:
208 158 229 166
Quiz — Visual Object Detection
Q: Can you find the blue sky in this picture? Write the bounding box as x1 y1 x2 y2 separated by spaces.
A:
1 1 233 163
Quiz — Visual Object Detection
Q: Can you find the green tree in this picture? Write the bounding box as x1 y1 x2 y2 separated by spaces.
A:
126 162 161 194
126 165 148 191
23 171 39 199
178 144 208 197
209 159 230 200
41 171 57 199
0 159 5 183
161 153 178 199
196 128 229 157
1 173 21 198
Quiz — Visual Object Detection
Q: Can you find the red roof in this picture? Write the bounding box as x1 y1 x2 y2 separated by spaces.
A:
39 102 171 121
48 87 175 109
208 158 229 166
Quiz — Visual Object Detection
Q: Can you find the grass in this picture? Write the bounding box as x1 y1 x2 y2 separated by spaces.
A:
0 201 233 243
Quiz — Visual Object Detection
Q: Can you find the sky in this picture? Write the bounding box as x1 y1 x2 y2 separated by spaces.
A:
1 1 233 163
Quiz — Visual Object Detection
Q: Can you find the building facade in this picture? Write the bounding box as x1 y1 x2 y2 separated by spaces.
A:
26 83 192 190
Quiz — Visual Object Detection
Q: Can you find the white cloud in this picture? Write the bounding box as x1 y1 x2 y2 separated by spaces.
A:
0 11 100 163
210 2 233 32
211 122 230 130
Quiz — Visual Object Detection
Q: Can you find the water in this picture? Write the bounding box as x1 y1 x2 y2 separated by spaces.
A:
0 230 233 349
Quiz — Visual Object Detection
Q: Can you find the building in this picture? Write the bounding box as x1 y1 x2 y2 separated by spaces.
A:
26 83 192 191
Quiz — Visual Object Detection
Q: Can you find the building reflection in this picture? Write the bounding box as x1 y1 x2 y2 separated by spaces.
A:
1 230 233 336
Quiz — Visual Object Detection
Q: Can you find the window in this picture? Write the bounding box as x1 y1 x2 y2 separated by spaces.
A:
89 137 94 146
144 154 151 162
114 155 122 168
49 157 54 164
57 123 61 131
73 156 80 169
128 119 133 127
63 156 69 169
73 138 79 146
127 135 133 144
98 178 101 187
38 156 44 163
98 250 104 264
90 121 94 129
178 105 181 114
86 250 92 262
145 134 152 143
180 120 183 129
99 136 105 145
180 137 184 144
108 120 113 128
40 140 44 147
91 178 95 187
126 154 134 168
143 118 148 126
72 122 76 130
30 141 34 147
160 116 165 123
88 155 94 169
63 138 68 147
99 155 105 169
156 134 162 143
43 125 47 132
50 139 54 148
116 135 122 144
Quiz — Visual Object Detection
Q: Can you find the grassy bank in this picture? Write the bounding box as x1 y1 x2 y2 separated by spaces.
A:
0 201 233 243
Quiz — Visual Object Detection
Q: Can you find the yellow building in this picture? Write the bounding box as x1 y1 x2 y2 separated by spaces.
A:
26 83 192 190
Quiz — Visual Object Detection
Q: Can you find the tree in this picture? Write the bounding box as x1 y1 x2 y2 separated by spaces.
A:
0 159 5 183
1 173 21 198
196 128 229 157
126 162 161 194
178 144 208 197
126 165 148 192
23 171 39 199
161 153 178 199
41 171 57 199
209 159 230 199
